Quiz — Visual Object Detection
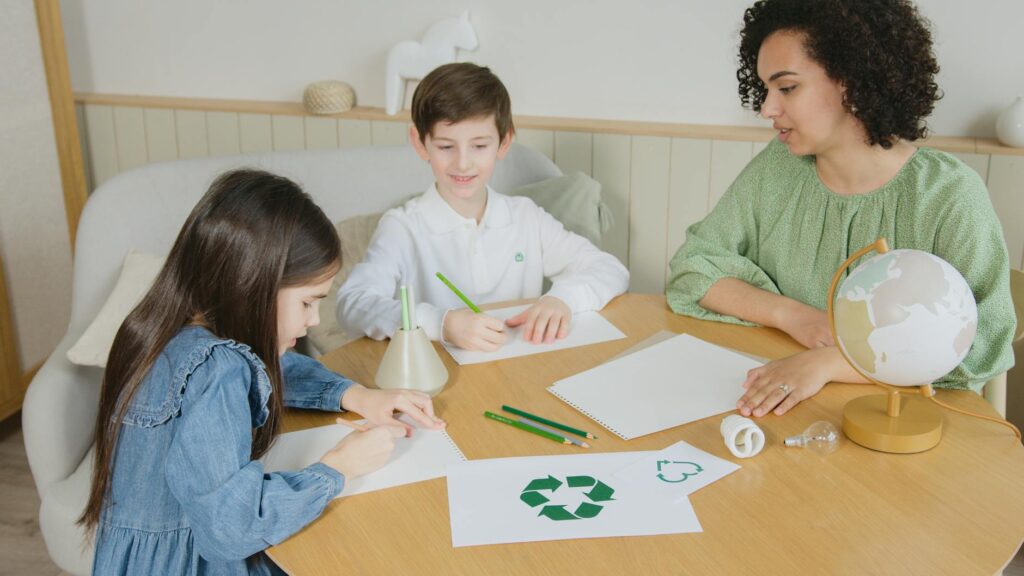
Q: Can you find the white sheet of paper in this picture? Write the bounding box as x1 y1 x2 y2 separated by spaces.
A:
261 417 465 499
547 333 763 440
613 440 740 503
446 451 702 548
442 305 626 365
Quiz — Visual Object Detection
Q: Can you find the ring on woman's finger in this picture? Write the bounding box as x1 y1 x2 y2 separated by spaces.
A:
778 383 791 396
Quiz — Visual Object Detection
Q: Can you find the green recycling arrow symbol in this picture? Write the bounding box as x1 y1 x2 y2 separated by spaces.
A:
520 474 616 521
655 460 703 483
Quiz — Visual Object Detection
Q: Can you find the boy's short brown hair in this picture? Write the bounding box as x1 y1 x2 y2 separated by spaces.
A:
411 62 514 144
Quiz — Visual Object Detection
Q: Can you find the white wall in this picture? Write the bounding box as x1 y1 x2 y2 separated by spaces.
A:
62 0 1024 138
1 1 73 370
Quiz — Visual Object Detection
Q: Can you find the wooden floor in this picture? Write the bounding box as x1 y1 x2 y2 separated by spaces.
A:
0 415 71 576
0 413 1021 576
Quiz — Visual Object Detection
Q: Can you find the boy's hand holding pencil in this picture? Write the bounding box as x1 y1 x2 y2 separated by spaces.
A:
442 309 507 351
436 272 508 351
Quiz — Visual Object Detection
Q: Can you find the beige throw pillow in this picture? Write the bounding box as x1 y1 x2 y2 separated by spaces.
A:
306 213 384 354
67 251 165 367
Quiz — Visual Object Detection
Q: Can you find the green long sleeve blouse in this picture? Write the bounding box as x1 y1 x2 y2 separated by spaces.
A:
667 139 1015 390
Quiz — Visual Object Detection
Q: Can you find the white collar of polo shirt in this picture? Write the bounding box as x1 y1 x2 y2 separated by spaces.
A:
418 185 513 235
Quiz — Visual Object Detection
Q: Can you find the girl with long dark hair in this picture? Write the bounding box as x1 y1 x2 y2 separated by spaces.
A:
80 169 445 574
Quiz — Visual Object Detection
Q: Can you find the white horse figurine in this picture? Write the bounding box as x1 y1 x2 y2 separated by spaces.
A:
385 12 478 115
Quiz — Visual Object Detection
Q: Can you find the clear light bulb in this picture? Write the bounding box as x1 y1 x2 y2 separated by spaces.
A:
784 420 839 455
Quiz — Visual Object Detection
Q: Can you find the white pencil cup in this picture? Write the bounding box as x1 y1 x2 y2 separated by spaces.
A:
720 415 765 458
375 327 449 397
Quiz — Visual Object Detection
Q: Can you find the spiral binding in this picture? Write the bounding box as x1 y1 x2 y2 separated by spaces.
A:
442 430 468 461
547 386 628 440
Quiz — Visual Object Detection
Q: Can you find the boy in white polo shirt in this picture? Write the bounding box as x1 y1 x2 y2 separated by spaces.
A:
337 63 629 351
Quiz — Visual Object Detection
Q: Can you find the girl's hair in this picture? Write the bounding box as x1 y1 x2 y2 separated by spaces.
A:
79 169 340 531
736 0 941 149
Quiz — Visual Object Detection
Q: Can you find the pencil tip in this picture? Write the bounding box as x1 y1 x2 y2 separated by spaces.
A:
581 442 591 448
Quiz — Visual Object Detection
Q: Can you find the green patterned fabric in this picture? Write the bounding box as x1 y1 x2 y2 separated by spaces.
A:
667 139 1016 390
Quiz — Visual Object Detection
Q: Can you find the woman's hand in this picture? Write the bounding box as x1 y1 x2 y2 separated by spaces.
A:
774 300 835 349
341 385 446 435
737 347 844 417
442 309 507 351
505 296 572 344
319 424 407 479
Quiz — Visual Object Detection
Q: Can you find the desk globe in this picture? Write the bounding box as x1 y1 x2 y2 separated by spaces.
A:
827 239 977 453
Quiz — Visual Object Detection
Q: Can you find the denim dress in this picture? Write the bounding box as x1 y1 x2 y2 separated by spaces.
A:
92 326 354 575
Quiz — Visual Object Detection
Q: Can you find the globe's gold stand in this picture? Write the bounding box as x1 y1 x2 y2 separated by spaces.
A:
827 238 945 453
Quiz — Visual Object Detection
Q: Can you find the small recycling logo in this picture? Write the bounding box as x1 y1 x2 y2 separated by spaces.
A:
655 460 703 483
520 475 615 521
514 252 525 262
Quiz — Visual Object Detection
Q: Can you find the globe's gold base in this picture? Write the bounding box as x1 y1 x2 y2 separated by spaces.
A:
842 394 943 453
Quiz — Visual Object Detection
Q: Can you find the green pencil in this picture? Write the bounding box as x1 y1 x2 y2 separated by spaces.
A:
399 285 411 331
436 272 481 313
484 411 572 445
501 405 597 440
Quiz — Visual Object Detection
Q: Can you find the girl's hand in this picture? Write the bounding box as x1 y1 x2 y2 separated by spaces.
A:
442 309 507 351
341 385 446 435
505 296 571 344
737 347 842 417
319 424 407 479
774 301 834 349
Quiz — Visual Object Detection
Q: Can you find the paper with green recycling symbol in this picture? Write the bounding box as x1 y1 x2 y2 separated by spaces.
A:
446 451 702 547
612 440 740 503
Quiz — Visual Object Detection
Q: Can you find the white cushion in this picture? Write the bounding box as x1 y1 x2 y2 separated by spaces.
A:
38 449 95 575
66 251 164 367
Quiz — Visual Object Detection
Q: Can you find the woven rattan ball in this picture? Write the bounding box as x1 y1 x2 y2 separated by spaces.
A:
303 81 355 115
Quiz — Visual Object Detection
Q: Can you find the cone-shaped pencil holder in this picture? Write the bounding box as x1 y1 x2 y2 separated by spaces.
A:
374 327 449 397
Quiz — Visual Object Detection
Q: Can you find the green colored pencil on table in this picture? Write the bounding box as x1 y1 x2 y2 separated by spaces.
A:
517 416 590 448
484 411 574 446
502 405 597 440
436 272 481 313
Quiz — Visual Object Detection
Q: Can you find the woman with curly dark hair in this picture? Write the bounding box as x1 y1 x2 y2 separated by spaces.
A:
667 0 1015 418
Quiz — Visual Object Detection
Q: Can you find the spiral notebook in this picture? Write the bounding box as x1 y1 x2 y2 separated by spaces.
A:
547 333 763 440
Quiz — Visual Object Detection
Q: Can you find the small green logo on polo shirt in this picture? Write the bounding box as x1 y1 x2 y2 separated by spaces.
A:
515 252 525 263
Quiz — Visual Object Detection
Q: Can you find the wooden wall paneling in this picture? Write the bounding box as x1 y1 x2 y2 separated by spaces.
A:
143 108 177 163
239 113 273 153
82 104 118 188
112 107 147 172
304 117 339 150
987 155 1024 269
174 110 208 159
207 111 240 156
370 121 408 146
628 136 672 294
553 131 593 176
592 133 631 266
515 129 554 160
75 103 94 192
338 119 372 148
953 152 991 183
667 138 712 276
708 140 753 207
271 115 305 152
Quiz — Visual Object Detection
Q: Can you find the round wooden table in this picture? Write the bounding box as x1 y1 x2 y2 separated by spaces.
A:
269 294 1024 575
